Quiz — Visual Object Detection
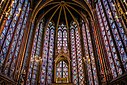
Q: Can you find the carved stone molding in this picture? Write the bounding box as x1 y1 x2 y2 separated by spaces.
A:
54 48 71 83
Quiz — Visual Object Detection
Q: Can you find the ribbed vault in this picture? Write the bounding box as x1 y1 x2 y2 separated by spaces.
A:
31 0 94 28
1 0 127 84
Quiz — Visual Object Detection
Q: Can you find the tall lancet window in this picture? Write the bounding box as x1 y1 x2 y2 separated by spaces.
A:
81 21 98 85
40 22 55 85
56 24 68 81
0 0 30 76
27 21 43 85
96 0 127 78
70 22 84 85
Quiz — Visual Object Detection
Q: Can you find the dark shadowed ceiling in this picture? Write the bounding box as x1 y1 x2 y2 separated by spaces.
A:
30 0 95 27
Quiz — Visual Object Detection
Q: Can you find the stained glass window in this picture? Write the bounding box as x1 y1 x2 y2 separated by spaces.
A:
1 1 127 84
70 28 78 84
70 22 84 85
27 20 43 85
46 27 55 84
0 0 30 77
40 22 55 85
81 21 98 85
56 24 69 83
96 0 127 78
0 0 23 66
56 61 68 83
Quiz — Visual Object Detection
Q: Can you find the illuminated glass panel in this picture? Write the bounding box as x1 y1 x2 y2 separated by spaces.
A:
70 27 78 84
63 61 68 79
40 27 49 84
96 0 127 78
84 23 98 85
107 0 127 71
30 59 39 85
96 3 119 78
40 22 55 84
6 1 29 76
0 0 18 46
75 27 84 85
0 0 30 78
47 27 55 84
56 61 62 78
56 24 69 83
81 22 94 85
63 26 68 53
70 22 84 85
57 30 62 53
0 0 23 66
108 0 127 47
27 20 43 84
56 61 68 83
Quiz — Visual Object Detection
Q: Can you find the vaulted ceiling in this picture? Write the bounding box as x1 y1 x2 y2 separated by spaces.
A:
29 0 96 27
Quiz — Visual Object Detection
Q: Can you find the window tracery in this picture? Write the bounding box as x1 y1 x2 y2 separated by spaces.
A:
40 22 55 85
0 0 30 77
96 0 127 78
0 1 127 85
70 22 85 85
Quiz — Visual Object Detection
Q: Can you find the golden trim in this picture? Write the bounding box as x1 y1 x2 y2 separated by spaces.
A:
64 5 79 26
34 4 59 30
71 0 93 20
31 0 53 22
63 5 69 29
65 3 87 22
54 52 71 83
56 6 62 29
31 1 94 27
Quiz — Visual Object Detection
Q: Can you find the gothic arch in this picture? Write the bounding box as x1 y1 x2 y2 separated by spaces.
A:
54 53 71 83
